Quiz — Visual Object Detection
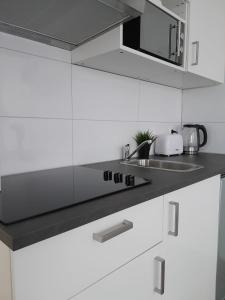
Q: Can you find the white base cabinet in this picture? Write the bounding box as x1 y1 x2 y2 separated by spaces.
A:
163 175 220 300
70 175 220 300
0 175 221 300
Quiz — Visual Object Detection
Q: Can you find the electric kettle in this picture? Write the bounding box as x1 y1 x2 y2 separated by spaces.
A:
182 124 208 155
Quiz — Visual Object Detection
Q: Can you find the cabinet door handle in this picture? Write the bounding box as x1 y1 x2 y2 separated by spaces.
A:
168 201 179 237
154 257 165 295
191 41 200 66
93 220 133 243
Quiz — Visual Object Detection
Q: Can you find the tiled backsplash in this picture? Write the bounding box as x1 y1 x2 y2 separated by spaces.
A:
0 48 72 119
182 83 225 154
72 66 181 164
0 32 182 177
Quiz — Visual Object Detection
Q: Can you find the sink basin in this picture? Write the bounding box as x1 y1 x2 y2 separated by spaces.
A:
121 159 203 172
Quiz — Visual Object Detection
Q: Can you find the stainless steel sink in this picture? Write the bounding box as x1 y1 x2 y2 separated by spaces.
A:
121 159 203 172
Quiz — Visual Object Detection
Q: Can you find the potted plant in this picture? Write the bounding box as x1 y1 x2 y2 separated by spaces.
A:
134 130 155 159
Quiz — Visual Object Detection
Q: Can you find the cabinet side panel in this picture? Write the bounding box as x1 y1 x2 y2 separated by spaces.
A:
0 241 12 300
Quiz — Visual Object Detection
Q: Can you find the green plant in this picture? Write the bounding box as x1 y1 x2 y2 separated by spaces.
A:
134 130 155 145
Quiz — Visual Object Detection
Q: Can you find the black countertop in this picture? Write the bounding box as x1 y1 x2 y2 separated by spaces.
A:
1 152 225 251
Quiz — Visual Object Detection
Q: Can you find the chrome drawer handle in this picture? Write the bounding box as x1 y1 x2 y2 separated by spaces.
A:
93 220 133 243
168 201 179 237
154 257 165 295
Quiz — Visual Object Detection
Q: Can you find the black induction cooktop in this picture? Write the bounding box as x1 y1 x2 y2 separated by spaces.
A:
0 166 151 224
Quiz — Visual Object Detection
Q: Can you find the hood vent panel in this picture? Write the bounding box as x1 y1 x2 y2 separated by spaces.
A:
0 0 145 50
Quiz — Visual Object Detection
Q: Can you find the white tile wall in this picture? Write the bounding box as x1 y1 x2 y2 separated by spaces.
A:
72 65 182 164
0 48 72 119
182 78 225 154
0 32 182 177
0 32 71 63
182 84 225 123
72 66 139 121
0 118 73 175
73 120 137 164
73 120 180 165
199 124 225 154
139 81 182 122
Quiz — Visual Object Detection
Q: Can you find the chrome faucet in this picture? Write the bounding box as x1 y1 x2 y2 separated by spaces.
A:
125 137 157 161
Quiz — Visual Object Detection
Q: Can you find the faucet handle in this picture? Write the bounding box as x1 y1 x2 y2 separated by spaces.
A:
151 136 157 143
123 144 130 160
147 137 157 145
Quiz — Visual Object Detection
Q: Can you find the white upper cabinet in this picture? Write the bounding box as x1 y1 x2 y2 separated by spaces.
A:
72 0 225 89
187 0 225 83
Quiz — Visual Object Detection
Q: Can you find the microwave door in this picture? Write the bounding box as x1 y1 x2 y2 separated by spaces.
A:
139 2 179 64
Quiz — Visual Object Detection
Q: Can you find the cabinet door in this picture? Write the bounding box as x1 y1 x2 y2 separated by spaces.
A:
163 176 220 300
72 245 164 300
187 0 225 83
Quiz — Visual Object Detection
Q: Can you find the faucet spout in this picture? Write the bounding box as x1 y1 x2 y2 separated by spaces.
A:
125 137 157 161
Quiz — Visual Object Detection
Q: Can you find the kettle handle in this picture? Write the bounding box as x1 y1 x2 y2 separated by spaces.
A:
197 125 208 148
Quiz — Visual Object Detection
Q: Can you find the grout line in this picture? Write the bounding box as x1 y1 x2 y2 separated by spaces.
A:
0 115 184 124
0 115 72 121
2 115 222 125
181 89 184 126
73 119 181 124
180 121 225 125
70 48 72 64
136 80 141 121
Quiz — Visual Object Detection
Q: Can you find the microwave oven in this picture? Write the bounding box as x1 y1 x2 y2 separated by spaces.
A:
123 1 185 66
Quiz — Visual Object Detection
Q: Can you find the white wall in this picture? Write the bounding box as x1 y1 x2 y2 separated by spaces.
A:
0 32 182 178
182 81 225 153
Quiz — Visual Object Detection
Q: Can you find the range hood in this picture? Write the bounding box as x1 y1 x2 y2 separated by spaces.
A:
0 0 145 50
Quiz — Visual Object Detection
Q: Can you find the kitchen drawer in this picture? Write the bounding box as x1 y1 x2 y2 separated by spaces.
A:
71 243 164 300
11 196 163 300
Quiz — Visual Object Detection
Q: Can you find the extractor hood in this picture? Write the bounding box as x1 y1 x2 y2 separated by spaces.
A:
0 0 146 50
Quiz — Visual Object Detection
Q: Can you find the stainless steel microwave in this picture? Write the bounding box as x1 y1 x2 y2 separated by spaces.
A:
123 1 185 66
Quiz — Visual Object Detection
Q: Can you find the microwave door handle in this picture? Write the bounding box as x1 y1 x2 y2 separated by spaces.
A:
177 21 181 57
169 24 172 59
169 24 176 59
